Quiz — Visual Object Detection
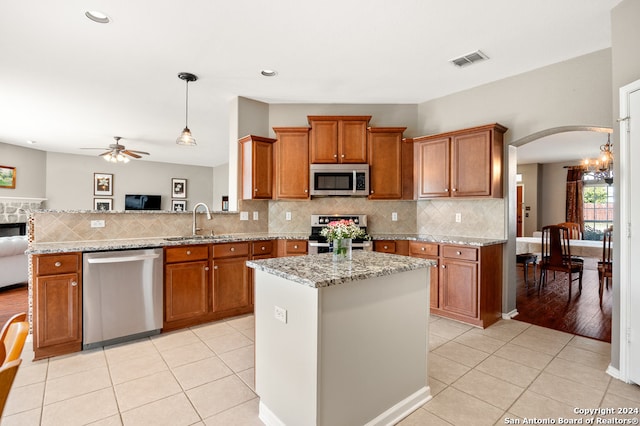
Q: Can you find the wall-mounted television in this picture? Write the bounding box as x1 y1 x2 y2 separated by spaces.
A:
124 194 162 211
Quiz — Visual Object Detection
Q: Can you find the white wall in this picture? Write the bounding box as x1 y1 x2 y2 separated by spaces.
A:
0 142 46 199
45 151 213 211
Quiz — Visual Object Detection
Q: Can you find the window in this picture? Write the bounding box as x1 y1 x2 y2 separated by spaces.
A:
582 179 614 240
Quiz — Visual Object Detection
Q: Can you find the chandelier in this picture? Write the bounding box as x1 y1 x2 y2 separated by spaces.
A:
583 134 613 185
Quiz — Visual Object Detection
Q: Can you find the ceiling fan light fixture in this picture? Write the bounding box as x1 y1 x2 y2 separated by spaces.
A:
176 72 198 146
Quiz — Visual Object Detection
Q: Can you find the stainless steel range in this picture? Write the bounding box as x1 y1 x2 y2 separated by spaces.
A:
308 214 372 254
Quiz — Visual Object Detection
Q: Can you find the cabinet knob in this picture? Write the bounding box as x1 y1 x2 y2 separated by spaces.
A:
456 251 462 255
452 188 457 192
293 245 298 249
71 281 78 286
254 188 258 192
186 250 191 255
54 261 62 267
444 188 449 192
261 246 266 251
304 189 308 193
421 247 425 251
230 247 235 252
214 265 218 270
442 265 446 268
205 266 210 271
383 245 389 249
333 154 337 158
341 154 345 158
371 190 374 194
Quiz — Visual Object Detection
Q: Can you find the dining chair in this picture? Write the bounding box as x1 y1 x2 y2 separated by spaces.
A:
0 359 22 417
538 225 584 302
557 222 582 240
598 227 613 306
0 313 28 365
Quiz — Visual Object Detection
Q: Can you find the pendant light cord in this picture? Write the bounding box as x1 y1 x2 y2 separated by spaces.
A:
185 80 189 128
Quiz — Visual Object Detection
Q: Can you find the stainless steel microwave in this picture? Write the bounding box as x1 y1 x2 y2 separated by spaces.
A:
309 164 369 196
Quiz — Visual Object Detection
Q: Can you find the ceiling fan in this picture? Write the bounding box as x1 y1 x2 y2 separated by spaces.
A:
82 136 150 163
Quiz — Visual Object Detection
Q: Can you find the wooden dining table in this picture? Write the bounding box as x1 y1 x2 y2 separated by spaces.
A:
516 236 605 258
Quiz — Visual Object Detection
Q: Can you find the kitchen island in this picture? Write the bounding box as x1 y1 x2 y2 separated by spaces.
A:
247 251 434 426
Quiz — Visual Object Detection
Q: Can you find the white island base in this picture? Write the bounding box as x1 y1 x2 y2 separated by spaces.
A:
252 256 431 426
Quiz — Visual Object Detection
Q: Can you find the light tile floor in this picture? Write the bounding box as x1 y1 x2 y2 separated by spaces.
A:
2 314 639 425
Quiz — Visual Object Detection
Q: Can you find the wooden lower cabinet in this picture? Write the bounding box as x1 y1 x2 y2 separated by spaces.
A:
408 241 503 328
277 239 308 257
212 256 249 312
373 240 409 256
32 252 82 360
164 245 210 330
249 240 276 306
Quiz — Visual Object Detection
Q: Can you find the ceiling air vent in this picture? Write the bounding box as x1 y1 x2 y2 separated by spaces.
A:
450 50 489 67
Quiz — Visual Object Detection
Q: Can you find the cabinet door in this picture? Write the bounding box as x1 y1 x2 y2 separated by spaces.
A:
368 128 403 199
34 273 81 349
212 257 250 312
274 127 310 199
240 135 275 200
416 137 450 198
339 119 368 163
310 120 339 163
441 259 478 318
164 261 209 323
451 130 491 197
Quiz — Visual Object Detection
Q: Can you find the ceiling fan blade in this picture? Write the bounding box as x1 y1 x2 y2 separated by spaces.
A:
127 149 150 155
80 147 110 150
122 150 142 158
99 150 112 157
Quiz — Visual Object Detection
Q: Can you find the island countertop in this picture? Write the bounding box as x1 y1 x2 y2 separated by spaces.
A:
246 250 434 289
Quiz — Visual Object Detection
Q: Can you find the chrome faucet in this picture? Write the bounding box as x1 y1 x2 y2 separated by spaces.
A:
192 202 212 236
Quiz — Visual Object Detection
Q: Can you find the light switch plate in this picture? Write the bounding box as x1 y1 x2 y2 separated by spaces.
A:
285 212 292 221
274 306 287 323
90 220 105 228
455 213 462 223
391 212 398 221
240 211 249 220
253 211 259 220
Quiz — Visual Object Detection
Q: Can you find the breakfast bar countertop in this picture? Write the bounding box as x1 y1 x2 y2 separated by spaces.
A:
247 250 434 288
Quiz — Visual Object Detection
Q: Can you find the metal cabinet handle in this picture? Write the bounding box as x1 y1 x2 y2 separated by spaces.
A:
71 281 78 286
54 261 62 267
186 250 191 255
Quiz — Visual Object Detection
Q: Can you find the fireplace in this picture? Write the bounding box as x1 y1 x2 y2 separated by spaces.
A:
0 223 26 237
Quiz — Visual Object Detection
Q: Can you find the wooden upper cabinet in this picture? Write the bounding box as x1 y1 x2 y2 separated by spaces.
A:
308 116 371 164
273 127 310 199
414 123 507 199
239 135 276 200
367 127 408 200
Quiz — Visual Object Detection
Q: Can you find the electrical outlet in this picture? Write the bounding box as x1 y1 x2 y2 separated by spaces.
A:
391 212 398 221
253 211 259 220
274 305 287 323
240 211 249 220
285 211 292 221
455 213 462 223
90 220 105 228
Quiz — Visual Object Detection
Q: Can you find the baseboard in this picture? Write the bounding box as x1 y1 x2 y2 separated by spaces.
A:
364 386 431 426
258 401 286 426
606 365 621 381
502 309 518 319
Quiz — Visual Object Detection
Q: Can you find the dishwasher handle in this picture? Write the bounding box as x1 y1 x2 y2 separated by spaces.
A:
86 253 160 264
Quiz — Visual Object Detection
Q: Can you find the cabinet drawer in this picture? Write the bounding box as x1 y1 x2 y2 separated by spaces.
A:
442 245 478 261
284 240 307 254
409 242 439 257
374 241 397 253
251 240 275 256
165 245 209 263
212 242 249 259
35 253 80 276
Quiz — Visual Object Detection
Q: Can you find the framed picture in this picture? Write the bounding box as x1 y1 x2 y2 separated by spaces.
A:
0 165 16 189
172 199 187 212
94 173 113 196
172 178 187 198
94 198 113 211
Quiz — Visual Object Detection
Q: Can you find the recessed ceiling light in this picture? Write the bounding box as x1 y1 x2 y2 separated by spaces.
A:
85 11 111 24
261 69 277 77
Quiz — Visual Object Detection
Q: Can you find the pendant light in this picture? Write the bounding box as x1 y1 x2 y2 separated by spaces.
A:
176 72 198 146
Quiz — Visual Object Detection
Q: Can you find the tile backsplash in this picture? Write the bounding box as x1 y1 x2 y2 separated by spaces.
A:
30 198 505 243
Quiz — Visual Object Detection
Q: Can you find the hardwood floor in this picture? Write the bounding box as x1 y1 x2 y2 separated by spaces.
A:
0 283 29 326
0 261 613 344
514 257 612 343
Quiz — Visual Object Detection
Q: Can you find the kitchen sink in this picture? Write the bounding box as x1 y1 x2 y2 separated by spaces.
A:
164 235 217 241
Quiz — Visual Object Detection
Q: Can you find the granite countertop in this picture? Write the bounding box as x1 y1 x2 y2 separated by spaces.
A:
371 234 506 246
28 233 505 254
27 233 308 254
246 250 434 289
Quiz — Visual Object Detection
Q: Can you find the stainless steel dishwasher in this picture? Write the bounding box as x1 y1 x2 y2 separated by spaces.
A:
83 248 163 349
